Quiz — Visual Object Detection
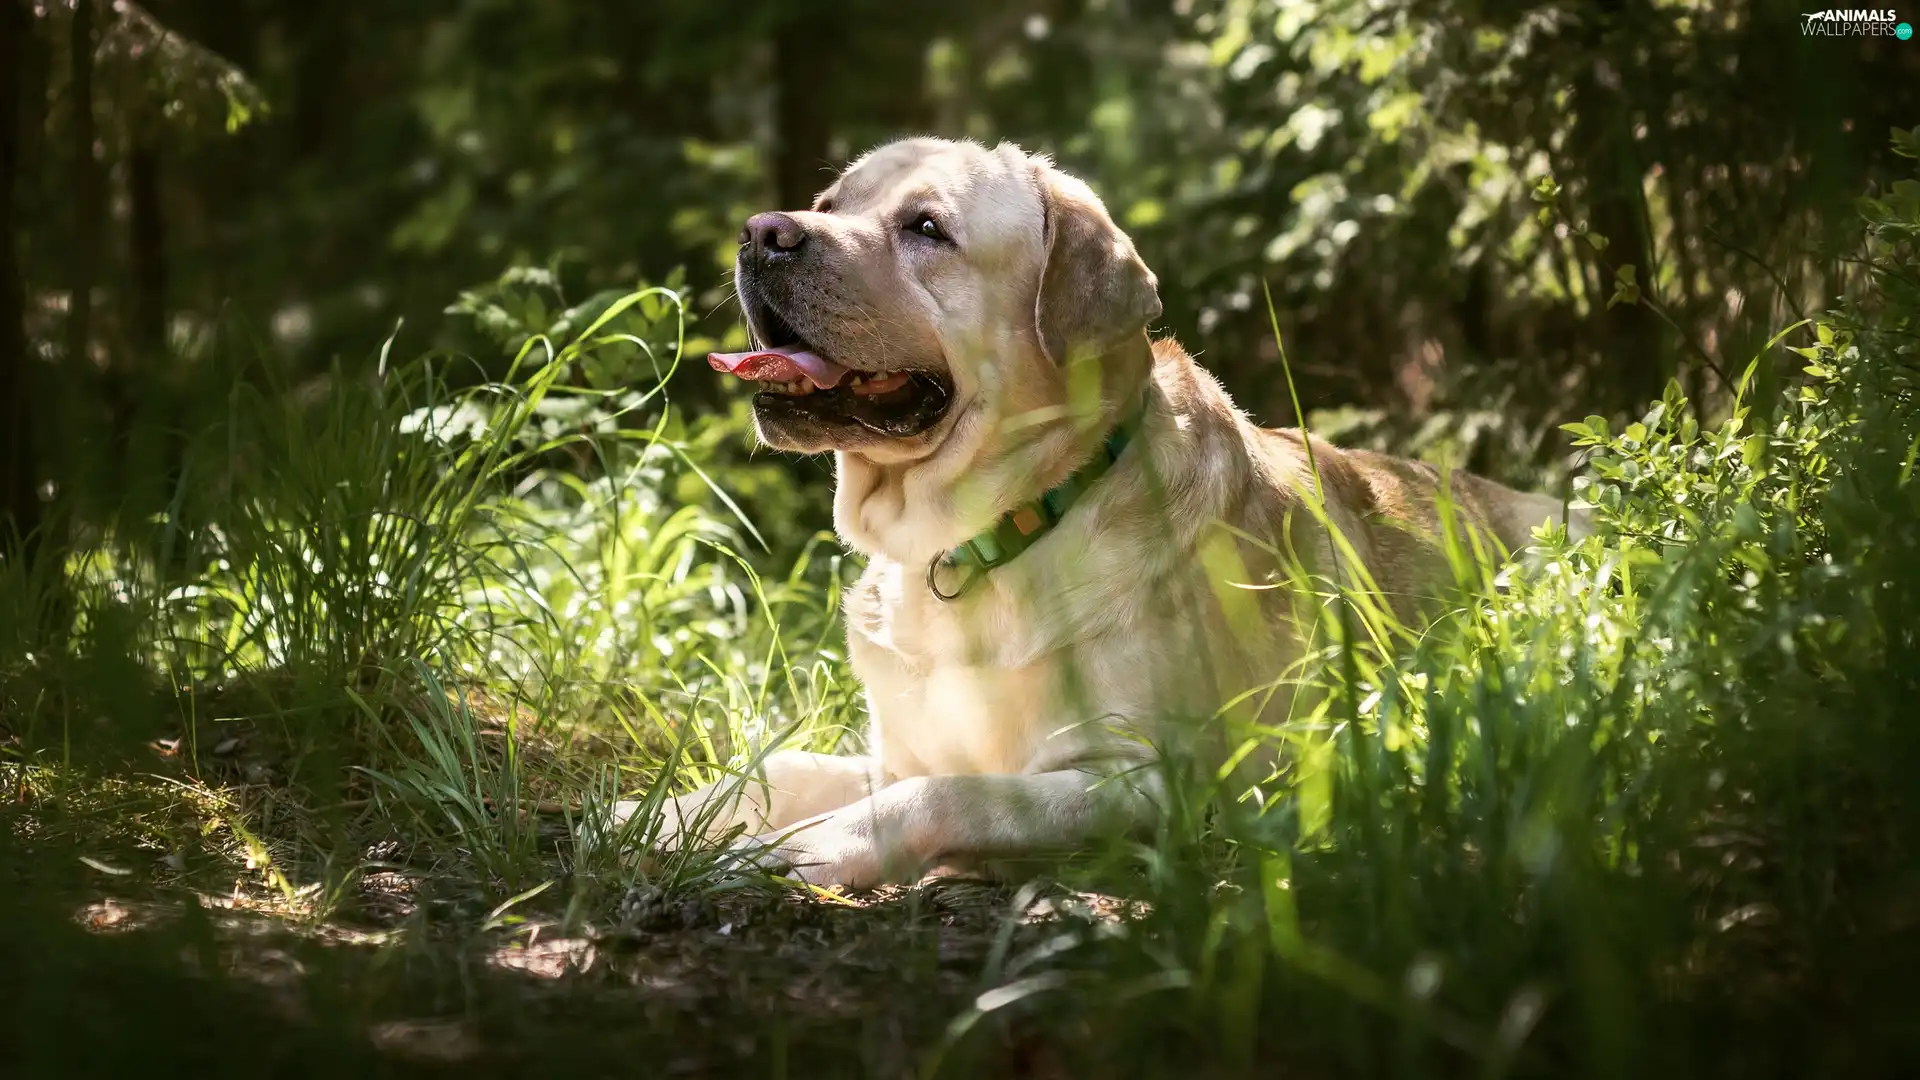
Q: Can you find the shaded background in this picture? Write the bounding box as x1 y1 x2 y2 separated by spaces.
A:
5 7 1920 1075
6 0 1920 555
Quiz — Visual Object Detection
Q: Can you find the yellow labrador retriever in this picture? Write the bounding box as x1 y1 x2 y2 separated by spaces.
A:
618 137 1580 887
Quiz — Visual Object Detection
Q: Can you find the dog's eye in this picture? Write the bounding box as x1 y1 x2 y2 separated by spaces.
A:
908 213 950 243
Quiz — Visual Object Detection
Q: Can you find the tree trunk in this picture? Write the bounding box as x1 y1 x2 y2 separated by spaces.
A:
66 0 97 373
771 5 843 209
128 134 167 357
1569 3 1665 418
2 0 39 555
122 127 171 512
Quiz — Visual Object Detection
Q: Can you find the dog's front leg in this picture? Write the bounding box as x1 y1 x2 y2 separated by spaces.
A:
614 750 885 846
754 768 1162 889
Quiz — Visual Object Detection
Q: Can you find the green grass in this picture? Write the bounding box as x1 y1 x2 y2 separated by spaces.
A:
4 144 1920 1077
3 283 860 913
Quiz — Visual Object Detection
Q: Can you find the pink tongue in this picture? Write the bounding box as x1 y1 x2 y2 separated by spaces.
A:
707 347 849 390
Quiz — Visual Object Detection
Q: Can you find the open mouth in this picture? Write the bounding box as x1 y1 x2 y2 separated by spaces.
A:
709 303 953 439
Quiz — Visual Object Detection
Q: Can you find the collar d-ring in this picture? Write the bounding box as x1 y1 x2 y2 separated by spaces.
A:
926 557 978 602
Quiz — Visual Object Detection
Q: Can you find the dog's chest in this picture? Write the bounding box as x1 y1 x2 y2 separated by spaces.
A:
843 561 1055 668
842 562 1117 776
867 660 1065 775
841 558 1232 778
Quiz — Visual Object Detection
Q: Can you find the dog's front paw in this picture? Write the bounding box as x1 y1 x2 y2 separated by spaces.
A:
740 814 898 890
613 797 692 848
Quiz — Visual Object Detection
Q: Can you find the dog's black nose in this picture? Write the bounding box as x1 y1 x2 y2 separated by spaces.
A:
740 211 807 258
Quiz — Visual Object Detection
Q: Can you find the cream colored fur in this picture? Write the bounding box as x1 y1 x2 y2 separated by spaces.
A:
614 138 1585 887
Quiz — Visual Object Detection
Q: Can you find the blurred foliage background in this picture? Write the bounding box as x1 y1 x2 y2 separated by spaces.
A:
5 4 1920 1074
8 0 1919 559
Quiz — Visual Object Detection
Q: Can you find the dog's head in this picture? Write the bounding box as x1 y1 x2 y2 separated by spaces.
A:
712 138 1161 481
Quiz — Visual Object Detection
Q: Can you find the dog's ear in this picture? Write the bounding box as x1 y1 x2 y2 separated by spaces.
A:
1032 162 1162 366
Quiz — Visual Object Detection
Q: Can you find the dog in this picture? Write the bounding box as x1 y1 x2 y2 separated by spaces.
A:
615 137 1583 888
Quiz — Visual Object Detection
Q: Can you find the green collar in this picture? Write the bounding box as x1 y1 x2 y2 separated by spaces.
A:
926 395 1147 601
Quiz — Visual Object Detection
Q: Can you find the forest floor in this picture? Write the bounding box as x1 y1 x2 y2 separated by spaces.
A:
0 745 1146 1080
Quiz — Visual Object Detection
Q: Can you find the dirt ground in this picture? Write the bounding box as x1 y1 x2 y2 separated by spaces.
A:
0 817 1149 1079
